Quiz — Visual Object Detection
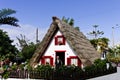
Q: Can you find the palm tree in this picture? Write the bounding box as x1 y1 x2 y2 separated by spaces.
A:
0 8 20 27
0 8 20 68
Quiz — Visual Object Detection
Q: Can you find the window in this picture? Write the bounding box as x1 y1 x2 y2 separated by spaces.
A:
41 56 53 66
45 58 50 65
67 56 81 66
55 36 65 45
71 58 78 66
58 37 63 44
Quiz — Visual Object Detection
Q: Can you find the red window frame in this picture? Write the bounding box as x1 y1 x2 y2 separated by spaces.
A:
55 35 65 45
67 56 81 66
41 56 53 66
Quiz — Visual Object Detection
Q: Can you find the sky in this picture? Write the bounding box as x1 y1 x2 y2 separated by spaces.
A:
0 0 120 48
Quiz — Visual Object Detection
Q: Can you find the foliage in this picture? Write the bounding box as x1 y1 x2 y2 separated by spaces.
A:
33 63 116 79
11 63 17 70
94 59 107 69
89 39 98 49
27 63 33 71
107 46 120 64
0 8 20 62
62 16 74 26
62 16 80 31
88 25 109 54
74 26 80 31
0 8 20 27
55 65 82 74
2 70 10 79
21 42 36 61
108 57 120 64
88 25 104 39
0 67 4 73
16 34 37 62
89 37 109 51
83 59 116 78
16 34 29 50
35 65 53 72
0 29 18 61
3 60 117 79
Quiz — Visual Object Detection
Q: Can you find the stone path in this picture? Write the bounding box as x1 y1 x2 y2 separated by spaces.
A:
88 67 120 80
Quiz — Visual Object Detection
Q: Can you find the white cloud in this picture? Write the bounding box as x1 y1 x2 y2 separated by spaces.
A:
0 24 48 49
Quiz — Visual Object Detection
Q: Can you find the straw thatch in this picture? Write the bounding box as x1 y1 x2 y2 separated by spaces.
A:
30 16 100 67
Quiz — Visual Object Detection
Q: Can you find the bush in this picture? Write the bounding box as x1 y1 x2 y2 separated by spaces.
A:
4 58 117 79
31 65 54 78
2 70 10 79
35 64 53 72
108 57 120 64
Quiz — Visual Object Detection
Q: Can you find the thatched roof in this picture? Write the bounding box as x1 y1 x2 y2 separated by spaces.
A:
30 16 100 67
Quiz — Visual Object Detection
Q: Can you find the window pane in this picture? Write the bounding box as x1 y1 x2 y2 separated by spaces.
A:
71 59 78 66
58 37 63 42
45 58 50 64
55 36 65 45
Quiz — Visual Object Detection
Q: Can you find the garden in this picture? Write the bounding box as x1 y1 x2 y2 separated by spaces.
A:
0 59 117 80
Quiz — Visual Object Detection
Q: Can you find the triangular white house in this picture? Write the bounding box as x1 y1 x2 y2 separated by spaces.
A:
30 17 100 67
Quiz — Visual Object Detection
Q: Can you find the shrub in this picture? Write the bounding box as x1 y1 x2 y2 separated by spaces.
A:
35 64 53 72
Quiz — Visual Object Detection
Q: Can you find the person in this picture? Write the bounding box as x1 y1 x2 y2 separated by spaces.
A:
55 56 62 69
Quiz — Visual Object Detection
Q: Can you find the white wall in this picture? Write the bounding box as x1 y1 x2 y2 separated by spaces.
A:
43 30 77 65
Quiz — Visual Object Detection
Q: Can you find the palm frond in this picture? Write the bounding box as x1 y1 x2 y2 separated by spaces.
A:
0 8 16 18
0 16 20 27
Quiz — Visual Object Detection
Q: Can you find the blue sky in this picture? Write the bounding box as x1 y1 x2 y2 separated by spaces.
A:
0 0 120 47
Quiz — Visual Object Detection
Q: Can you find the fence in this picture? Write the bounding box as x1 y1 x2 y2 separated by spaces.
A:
9 70 85 80
9 70 51 79
9 67 117 80
9 70 28 78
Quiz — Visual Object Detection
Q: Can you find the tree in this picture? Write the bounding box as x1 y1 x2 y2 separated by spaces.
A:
90 37 109 51
62 16 80 31
88 25 104 39
97 38 109 54
89 39 98 49
16 34 29 50
21 42 37 61
62 16 74 26
0 8 20 27
0 29 18 61
107 46 120 65
17 34 38 61
88 25 109 57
